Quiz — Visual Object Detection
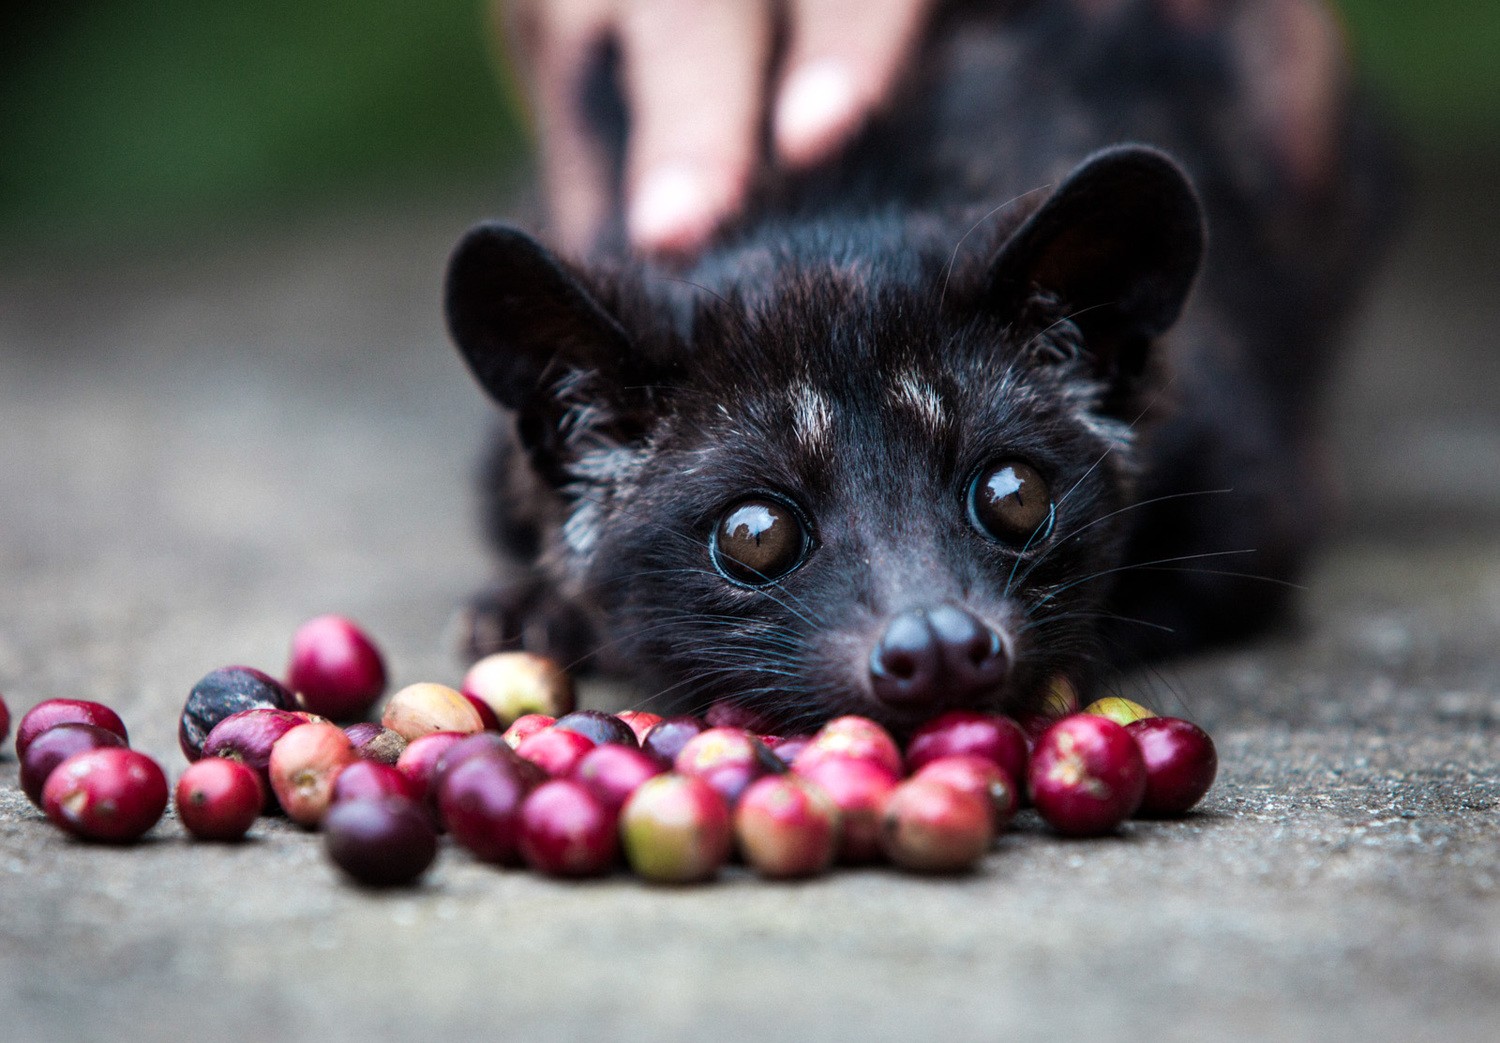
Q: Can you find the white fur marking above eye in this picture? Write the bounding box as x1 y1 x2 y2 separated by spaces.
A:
792 383 834 451
892 371 946 431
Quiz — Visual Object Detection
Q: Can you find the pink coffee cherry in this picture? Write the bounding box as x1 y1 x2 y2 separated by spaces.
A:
286 615 387 721
1028 714 1147 836
793 716 903 777
17 699 129 759
43 747 169 843
903 710 1028 785
620 774 732 884
176 758 264 841
734 774 840 879
519 779 619 877
795 757 900 864
880 777 992 873
267 722 358 827
20 723 126 807
1126 717 1218 817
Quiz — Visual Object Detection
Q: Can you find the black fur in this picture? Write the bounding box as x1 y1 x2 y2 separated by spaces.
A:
445 0 1399 731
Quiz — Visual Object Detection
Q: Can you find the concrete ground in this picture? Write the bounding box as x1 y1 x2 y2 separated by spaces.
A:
1 168 1497 1043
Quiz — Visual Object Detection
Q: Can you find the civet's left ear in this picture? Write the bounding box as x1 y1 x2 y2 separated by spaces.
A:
986 145 1205 380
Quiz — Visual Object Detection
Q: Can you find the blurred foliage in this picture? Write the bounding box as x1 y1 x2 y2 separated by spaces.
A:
0 1 1490 254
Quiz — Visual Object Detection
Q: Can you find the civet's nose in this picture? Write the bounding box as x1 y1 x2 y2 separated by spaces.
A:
868 605 1010 708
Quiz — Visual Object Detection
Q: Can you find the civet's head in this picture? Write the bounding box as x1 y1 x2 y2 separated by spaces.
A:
447 146 1203 732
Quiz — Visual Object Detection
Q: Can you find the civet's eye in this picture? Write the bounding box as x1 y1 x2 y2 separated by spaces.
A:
968 460 1054 546
711 498 809 585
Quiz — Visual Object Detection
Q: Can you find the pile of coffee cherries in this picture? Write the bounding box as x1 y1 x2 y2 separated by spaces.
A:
3 615 1217 887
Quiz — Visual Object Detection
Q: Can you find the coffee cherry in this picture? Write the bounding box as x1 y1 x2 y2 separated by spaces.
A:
17 699 129 760
461 652 575 728
1127 717 1218 817
516 727 596 778
620 774 732 884
343 722 407 765
1029 714 1146 836
912 755 1018 834
501 714 555 748
675 727 782 806
880 777 992 873
640 716 707 765
20 723 127 807
1082 697 1156 727
381 683 484 742
734 775 840 879
176 758 264 841
394 731 469 802
286 615 387 721
554 709 638 748
794 716 903 777
436 750 538 864
519 780 619 877
904 711 1028 786
795 757 900 863
324 796 438 887
0 691 9 748
267 722 358 827
570 744 666 814
179 666 292 762
331 760 419 806
42 748 169 843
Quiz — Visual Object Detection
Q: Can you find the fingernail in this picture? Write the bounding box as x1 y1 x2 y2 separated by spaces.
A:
775 60 860 167
629 164 717 255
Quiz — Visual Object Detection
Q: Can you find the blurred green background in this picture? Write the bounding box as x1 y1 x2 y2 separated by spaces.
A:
0 1 1492 258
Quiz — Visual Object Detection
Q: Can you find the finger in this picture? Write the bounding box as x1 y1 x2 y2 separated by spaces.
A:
618 0 773 256
504 0 617 255
774 0 936 168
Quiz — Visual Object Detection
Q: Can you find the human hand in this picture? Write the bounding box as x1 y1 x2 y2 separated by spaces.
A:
503 0 935 257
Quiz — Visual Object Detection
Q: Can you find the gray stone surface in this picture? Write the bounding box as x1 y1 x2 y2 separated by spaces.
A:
1 172 1497 1042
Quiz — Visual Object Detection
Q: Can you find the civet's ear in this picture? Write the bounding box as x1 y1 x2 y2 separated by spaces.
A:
986 145 1205 379
445 224 651 486
445 223 634 411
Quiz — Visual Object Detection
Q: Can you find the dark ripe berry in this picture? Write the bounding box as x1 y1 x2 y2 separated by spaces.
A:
516 727 596 778
462 652 575 728
620 774 732 884
344 723 407 765
42 747 169 843
394 731 469 802
913 755 1018 834
570 744 667 814
267 722 358 827
202 708 306 804
554 709 638 748
641 716 707 765
764 735 813 768
734 775 840 879
794 716 903 777
20 723 127 807
881 777 993 873
502 714 555 748
904 711 1029 786
675 728 782 807
381 683 484 742
286 615 387 722
331 760 419 806
704 699 778 735
615 711 663 744
175 758 264 841
430 733 536 806
1082 697 1156 727
179 666 292 762
437 750 538 864
0 691 10 746
519 780 619 877
324 796 438 887
464 694 503 732
1029 714 1147 836
17 699 129 760
1127 717 1218 817
795 757 900 863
